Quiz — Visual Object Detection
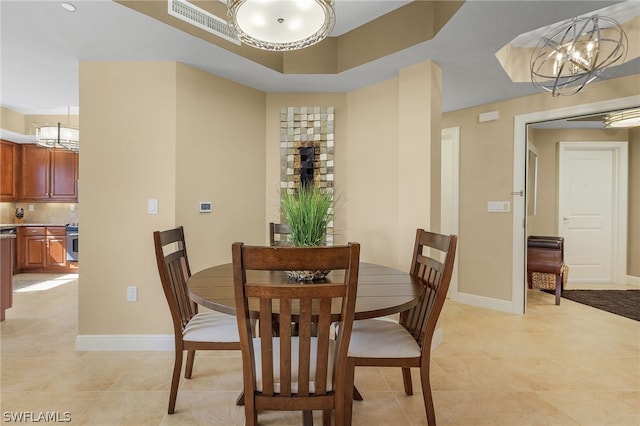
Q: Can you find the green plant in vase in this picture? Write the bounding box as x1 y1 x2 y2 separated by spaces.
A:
280 185 333 280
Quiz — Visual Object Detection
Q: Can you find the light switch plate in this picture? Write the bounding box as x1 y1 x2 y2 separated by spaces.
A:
147 199 158 215
127 286 137 302
488 201 510 212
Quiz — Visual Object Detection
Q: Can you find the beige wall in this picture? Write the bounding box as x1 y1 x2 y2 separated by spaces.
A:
0 107 79 136
79 62 178 334
629 127 640 277
13 59 637 338
443 74 640 300
78 62 266 335
174 64 266 272
1 107 25 133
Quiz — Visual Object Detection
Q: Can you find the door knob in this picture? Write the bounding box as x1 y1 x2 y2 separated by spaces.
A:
563 216 571 223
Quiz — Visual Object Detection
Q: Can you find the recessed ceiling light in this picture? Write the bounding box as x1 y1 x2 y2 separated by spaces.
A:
61 3 76 12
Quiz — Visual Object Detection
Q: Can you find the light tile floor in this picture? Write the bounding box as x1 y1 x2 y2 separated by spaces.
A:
1 274 639 425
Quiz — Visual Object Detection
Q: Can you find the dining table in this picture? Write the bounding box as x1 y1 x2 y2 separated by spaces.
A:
187 261 422 424
187 262 423 320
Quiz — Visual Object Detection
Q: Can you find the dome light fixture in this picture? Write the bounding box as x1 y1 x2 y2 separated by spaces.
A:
604 108 640 128
227 0 335 51
530 15 627 96
61 3 76 12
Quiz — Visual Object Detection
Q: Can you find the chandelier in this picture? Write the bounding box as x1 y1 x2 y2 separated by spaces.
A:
35 107 79 152
227 0 335 51
604 108 640 128
530 15 627 96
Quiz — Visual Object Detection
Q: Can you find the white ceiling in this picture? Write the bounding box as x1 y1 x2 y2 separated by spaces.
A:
1 0 638 116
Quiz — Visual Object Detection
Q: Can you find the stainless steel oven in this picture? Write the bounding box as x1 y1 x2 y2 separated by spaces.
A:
66 224 78 262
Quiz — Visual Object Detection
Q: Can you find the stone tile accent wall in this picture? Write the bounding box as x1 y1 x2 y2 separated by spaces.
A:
280 106 334 244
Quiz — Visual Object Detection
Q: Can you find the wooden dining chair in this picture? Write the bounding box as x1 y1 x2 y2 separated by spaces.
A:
232 242 360 426
153 226 240 414
344 229 457 426
269 222 291 246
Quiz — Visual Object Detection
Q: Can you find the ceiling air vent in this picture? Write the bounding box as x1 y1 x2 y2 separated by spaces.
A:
168 0 240 45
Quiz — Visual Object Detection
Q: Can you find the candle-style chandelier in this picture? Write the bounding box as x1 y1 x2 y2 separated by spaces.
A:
530 15 627 96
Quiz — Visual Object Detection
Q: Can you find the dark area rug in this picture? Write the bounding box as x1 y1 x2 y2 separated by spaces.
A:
542 289 640 321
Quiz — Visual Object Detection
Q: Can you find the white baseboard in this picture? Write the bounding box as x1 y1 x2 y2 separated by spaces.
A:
75 334 173 351
452 292 516 314
627 275 640 287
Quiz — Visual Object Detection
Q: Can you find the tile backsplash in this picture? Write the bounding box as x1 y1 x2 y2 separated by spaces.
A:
1 202 79 225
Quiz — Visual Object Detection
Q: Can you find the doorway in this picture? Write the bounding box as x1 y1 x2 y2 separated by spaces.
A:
512 95 639 314
441 127 460 298
557 142 628 283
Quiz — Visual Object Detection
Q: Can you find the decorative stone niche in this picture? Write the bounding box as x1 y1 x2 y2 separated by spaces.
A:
280 106 334 244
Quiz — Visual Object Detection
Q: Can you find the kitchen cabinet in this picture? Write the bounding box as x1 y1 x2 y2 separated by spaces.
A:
20 144 78 202
0 140 20 202
17 226 68 271
1 236 15 321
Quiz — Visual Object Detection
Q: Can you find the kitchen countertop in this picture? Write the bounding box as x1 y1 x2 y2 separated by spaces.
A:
0 223 69 227
0 224 70 231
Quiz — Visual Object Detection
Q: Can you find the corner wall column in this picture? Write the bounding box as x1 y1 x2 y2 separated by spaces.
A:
397 61 442 266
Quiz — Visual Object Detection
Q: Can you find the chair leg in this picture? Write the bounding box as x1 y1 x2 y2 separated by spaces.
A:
244 394 257 426
402 367 414 395
343 359 356 426
353 386 363 401
185 349 196 379
555 274 562 306
168 349 183 414
235 391 245 406
419 364 436 426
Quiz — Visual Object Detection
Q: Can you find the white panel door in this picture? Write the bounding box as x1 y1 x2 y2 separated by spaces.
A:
441 127 459 297
558 147 613 282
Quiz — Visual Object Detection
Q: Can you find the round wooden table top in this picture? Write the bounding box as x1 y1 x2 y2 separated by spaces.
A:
188 262 422 320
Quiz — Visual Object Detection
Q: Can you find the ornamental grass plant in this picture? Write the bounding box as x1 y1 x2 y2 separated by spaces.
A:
280 185 332 247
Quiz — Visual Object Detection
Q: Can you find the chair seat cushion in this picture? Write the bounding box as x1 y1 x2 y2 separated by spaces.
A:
252 337 336 393
183 311 239 343
348 318 421 358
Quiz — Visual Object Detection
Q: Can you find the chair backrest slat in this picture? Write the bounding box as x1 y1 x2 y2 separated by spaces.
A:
269 222 291 246
233 242 360 413
401 229 457 351
153 226 197 336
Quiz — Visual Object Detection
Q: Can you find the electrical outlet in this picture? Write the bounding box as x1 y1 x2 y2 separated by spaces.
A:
127 286 137 302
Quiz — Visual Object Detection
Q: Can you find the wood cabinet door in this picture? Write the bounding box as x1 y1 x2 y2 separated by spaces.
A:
20 144 50 200
47 236 67 267
23 236 47 268
0 140 19 201
50 149 78 201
